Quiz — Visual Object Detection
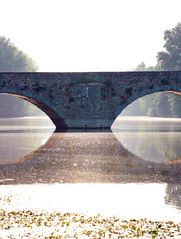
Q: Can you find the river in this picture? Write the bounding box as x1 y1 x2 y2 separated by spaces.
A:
0 116 181 222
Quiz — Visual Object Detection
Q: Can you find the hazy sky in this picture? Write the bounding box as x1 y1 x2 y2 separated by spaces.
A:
1 0 181 72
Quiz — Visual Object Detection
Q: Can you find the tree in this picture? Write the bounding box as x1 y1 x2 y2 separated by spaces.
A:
130 23 181 118
134 62 161 71
0 36 37 72
132 63 171 117
131 61 180 117
156 23 181 117
157 23 181 70
0 36 41 117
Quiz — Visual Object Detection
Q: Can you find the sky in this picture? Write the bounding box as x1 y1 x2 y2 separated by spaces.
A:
0 0 181 72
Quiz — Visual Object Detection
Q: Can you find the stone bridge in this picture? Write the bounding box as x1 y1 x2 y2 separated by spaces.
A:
0 72 181 130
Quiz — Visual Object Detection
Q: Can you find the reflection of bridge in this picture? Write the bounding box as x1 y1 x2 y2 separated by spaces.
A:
1 72 181 129
0 131 177 184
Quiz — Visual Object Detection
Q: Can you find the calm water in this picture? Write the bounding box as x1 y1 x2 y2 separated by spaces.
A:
0 116 181 221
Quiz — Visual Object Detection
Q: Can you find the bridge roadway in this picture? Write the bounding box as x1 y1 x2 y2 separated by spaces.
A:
0 71 181 130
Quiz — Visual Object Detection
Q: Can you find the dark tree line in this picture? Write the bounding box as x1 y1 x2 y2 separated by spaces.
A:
131 23 181 118
0 36 42 117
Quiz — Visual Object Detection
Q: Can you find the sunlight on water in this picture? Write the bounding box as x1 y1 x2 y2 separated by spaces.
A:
112 116 181 131
0 116 55 131
0 183 180 222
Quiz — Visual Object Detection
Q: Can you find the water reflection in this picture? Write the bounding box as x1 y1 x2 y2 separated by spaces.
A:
0 117 181 221
0 131 171 184
0 117 55 164
165 183 181 211
112 116 181 164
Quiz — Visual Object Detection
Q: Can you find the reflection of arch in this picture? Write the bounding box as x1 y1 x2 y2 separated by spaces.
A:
165 183 181 210
1 92 67 128
0 130 178 184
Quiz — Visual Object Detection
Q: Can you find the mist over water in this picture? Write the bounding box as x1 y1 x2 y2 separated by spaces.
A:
0 116 55 164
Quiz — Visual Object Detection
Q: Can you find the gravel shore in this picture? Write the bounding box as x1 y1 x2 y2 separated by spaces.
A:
0 210 180 238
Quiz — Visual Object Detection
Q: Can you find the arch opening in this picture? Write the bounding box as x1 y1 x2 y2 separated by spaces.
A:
0 93 57 164
112 90 181 127
0 93 67 129
112 91 181 165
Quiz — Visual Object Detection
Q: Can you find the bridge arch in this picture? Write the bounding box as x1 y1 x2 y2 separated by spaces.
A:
113 88 181 123
0 92 67 129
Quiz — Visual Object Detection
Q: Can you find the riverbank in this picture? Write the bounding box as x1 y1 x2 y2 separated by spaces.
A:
0 210 180 238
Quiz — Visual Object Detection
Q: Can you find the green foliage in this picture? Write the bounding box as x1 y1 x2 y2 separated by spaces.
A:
0 36 37 72
132 22 181 118
133 63 172 117
134 62 161 71
157 23 181 70
168 94 181 117
0 36 41 117
139 92 174 117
